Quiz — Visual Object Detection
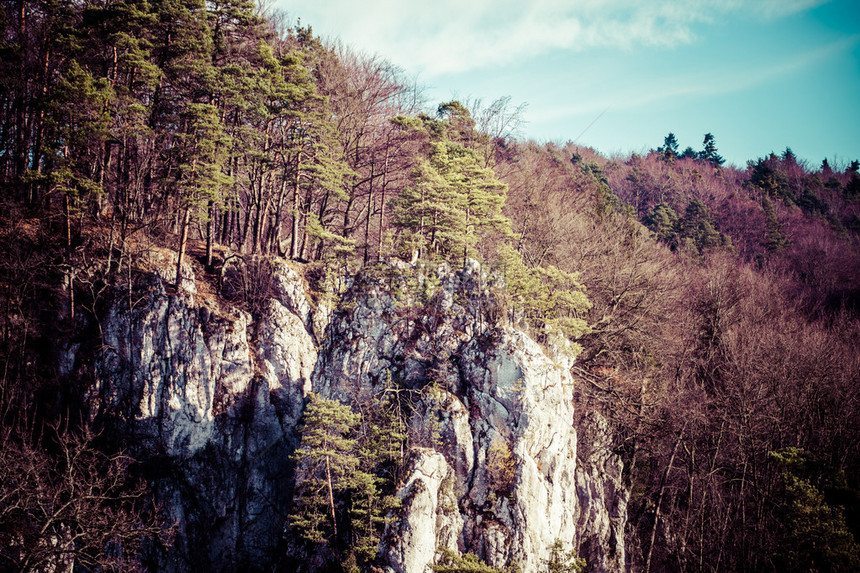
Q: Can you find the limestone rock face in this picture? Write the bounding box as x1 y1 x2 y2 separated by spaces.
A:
68 259 627 572
572 412 628 572
84 258 318 570
315 263 626 573
379 449 462 573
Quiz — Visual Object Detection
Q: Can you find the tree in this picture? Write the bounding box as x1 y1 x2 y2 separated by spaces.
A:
657 132 679 163
289 393 363 546
172 103 232 287
643 203 680 248
347 393 403 569
542 539 586 573
847 162 860 198
770 448 860 572
431 547 518 573
750 154 789 200
0 425 171 572
681 199 722 252
392 136 509 266
497 243 591 352
762 197 787 253
698 133 724 167
680 146 697 159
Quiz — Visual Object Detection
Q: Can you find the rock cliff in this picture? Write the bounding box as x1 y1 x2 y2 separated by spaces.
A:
64 255 627 572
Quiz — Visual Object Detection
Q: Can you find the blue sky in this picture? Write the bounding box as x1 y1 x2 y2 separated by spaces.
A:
276 0 860 168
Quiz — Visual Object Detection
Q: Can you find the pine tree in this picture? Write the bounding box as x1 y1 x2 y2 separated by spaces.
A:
393 139 509 266
657 132 679 163
543 540 586 573
173 103 232 287
762 197 787 253
698 133 724 167
643 203 680 249
681 199 721 252
770 448 860 572
497 244 591 352
431 547 517 573
43 61 115 224
289 392 362 546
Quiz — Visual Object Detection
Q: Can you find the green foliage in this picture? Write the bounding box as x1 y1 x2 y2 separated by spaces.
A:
41 60 115 207
542 539 586 573
393 137 510 265
750 154 791 201
485 437 517 496
289 392 363 545
657 132 679 163
175 102 233 213
290 388 406 569
497 244 591 352
762 197 788 253
349 380 406 566
698 133 724 167
431 547 519 573
681 199 725 252
770 448 860 572
643 203 680 248
580 160 625 218
306 212 357 256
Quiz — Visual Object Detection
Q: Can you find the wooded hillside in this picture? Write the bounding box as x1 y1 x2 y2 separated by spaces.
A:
1 0 859 570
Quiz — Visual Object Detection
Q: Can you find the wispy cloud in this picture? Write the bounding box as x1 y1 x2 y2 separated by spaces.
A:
283 0 832 76
528 33 857 123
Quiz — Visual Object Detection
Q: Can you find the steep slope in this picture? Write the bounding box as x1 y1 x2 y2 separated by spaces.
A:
63 254 626 572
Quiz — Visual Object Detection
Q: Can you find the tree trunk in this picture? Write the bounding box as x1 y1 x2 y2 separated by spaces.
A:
271 167 289 254
289 154 302 259
645 422 687 573
206 200 215 270
376 145 390 261
363 162 374 264
325 454 338 538
175 207 191 290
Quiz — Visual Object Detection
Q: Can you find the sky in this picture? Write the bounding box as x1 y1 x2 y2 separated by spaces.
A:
275 0 860 168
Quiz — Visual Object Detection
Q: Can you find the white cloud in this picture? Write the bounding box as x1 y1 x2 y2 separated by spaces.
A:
528 33 857 124
280 0 832 77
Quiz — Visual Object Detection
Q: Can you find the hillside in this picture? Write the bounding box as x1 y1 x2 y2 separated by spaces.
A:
1 2 859 572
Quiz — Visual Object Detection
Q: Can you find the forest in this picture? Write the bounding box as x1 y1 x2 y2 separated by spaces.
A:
1 0 859 571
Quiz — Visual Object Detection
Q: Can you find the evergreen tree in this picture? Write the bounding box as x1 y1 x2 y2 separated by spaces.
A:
750 154 790 201
172 102 232 287
698 133 724 167
431 547 517 573
681 199 722 252
542 540 586 573
847 162 860 198
289 391 398 570
770 448 860 572
348 386 404 568
643 203 680 248
497 244 591 352
657 132 679 163
680 146 697 159
42 61 115 224
290 392 363 546
393 138 509 266
762 197 787 253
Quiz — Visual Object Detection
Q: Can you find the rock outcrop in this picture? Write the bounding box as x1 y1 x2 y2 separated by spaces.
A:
64 255 627 572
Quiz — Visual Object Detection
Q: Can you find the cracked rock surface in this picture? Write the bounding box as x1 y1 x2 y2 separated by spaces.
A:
65 257 627 572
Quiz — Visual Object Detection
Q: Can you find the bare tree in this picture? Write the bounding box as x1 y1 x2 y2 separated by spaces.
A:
0 424 172 572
